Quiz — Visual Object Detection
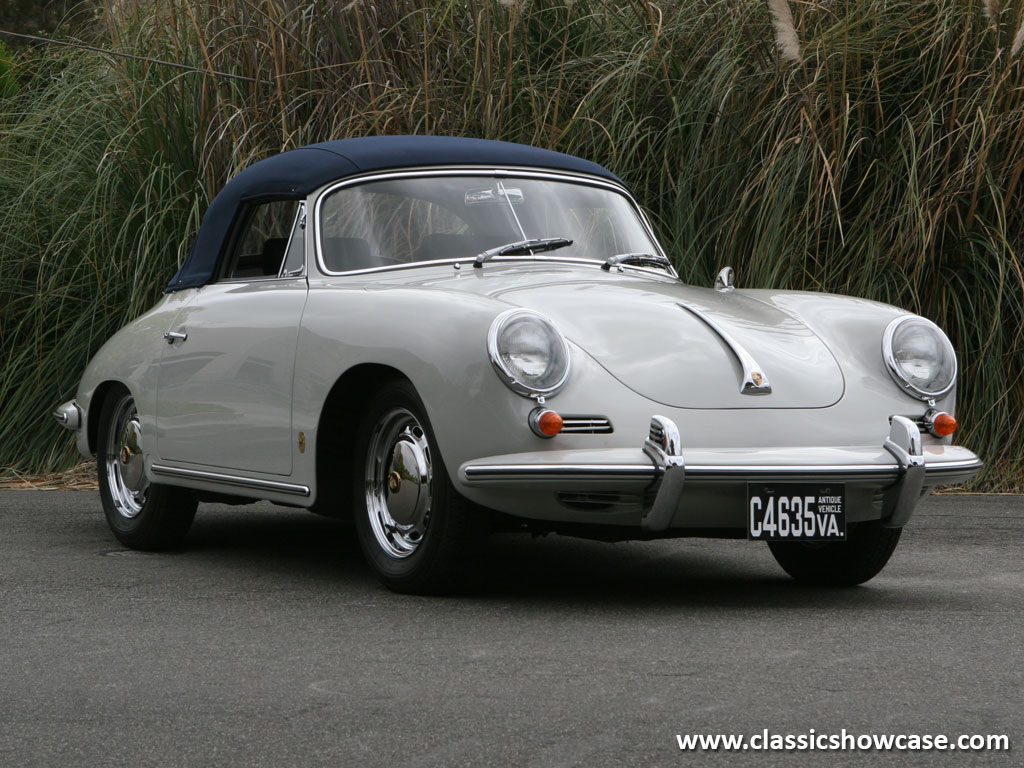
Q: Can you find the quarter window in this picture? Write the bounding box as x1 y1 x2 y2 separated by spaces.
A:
223 200 300 280
281 204 306 276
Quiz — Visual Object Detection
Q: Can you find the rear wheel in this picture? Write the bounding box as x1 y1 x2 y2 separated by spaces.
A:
352 380 486 593
767 521 902 586
97 389 197 550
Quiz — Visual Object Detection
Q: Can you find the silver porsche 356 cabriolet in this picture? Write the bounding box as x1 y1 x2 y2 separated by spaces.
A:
55 136 981 592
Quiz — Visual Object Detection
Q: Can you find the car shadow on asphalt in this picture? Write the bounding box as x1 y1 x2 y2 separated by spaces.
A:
171 504 931 611
176 505 375 586
468 533 922 610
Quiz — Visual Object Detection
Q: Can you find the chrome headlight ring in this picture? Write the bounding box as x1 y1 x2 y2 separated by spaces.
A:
487 308 571 398
882 315 958 400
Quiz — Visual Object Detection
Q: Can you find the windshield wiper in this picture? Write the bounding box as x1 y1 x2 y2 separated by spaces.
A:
473 237 573 268
601 252 673 272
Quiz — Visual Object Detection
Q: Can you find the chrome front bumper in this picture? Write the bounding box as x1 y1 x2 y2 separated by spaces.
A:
638 414 976 531
460 414 983 531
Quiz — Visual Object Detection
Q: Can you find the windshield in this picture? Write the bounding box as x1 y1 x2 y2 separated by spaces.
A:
317 174 660 273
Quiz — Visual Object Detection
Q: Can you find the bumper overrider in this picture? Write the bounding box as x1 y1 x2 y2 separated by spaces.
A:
53 400 82 431
54 399 90 458
460 415 982 531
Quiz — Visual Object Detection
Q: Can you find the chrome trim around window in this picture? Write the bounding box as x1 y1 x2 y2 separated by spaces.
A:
216 274 307 285
311 166 672 278
310 253 677 280
279 202 306 278
676 302 772 395
882 315 958 400
150 464 311 497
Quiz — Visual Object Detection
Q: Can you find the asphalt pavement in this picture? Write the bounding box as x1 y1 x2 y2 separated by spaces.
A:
0 490 1020 767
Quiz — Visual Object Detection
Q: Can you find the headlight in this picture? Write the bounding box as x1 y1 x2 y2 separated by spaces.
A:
487 309 571 397
882 315 957 399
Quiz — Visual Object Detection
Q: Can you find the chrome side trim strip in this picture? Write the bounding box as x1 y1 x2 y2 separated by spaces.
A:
151 464 311 497
676 302 772 395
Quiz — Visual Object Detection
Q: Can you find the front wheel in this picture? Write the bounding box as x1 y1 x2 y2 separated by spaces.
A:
97 389 197 550
767 521 902 586
352 380 487 593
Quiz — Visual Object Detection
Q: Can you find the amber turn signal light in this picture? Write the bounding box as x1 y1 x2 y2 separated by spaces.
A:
529 408 563 438
929 411 957 437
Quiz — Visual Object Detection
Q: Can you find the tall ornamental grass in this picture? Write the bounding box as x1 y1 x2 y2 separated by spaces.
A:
1 0 1022 489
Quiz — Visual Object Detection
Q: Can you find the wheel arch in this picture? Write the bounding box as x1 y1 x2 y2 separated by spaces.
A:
312 363 411 518
87 380 130 454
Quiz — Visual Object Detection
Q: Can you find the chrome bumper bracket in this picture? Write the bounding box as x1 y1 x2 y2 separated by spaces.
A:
641 415 685 532
881 415 925 528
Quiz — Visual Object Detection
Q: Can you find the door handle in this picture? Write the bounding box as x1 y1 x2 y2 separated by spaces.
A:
163 331 188 344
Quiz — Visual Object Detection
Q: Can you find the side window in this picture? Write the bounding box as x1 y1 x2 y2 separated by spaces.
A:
223 200 300 280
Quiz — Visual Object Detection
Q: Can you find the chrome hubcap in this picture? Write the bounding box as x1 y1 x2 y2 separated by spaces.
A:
365 408 432 558
105 395 149 519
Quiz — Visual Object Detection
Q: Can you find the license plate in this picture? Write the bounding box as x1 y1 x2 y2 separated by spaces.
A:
747 483 846 541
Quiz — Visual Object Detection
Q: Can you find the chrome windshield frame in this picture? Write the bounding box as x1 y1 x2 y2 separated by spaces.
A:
310 166 674 279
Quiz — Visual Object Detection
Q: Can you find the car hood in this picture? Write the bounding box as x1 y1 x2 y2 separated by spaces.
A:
408 264 845 408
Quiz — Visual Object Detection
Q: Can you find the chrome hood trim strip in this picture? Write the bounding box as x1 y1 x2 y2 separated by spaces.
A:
676 301 772 395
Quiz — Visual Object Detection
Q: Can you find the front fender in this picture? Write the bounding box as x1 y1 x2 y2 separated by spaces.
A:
745 289 958 415
291 283 523 491
75 290 198 457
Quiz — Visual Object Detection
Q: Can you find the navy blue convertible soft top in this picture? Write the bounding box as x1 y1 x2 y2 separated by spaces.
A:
165 136 622 292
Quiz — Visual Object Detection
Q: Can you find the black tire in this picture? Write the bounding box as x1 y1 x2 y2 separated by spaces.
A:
97 389 197 550
351 379 487 594
767 521 902 586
